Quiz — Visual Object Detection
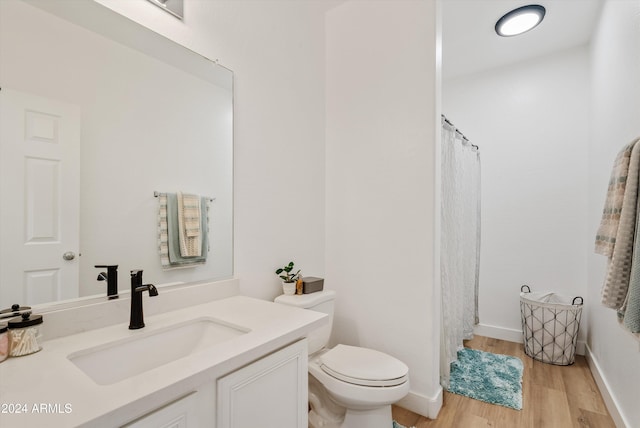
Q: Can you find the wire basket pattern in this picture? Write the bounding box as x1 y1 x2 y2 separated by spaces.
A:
520 285 584 366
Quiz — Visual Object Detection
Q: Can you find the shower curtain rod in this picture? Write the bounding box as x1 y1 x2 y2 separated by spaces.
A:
441 114 479 150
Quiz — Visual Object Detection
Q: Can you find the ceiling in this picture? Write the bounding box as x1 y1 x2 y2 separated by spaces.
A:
442 0 603 79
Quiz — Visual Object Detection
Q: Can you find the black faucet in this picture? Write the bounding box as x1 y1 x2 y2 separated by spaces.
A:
95 265 119 299
129 269 158 330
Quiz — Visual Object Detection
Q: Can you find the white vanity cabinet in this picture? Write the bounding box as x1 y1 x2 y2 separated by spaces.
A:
217 339 308 428
121 339 308 428
122 385 215 428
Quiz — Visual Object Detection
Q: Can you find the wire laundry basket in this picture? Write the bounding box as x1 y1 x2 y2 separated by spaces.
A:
520 285 584 366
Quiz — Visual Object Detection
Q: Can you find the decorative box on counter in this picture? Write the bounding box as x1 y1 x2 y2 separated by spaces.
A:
302 277 324 294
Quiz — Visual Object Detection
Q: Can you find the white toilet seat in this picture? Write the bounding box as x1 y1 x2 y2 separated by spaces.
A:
320 344 408 387
308 346 410 412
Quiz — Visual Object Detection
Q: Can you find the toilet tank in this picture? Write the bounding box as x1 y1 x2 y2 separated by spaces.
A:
274 290 335 355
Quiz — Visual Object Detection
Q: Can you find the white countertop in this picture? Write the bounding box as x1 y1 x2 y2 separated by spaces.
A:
0 295 326 427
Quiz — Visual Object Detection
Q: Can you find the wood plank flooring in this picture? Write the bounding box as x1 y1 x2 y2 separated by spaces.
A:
392 336 616 428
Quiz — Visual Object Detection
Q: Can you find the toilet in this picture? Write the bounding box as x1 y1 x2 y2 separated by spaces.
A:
275 290 409 428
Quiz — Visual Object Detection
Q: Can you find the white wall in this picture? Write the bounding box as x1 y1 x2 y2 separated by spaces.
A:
443 47 590 344
325 0 442 418
588 1 640 426
92 0 329 301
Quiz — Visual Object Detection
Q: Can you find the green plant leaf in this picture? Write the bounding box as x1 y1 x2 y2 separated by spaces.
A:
276 262 298 282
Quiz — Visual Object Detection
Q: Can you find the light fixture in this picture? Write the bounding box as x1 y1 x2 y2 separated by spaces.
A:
495 5 546 37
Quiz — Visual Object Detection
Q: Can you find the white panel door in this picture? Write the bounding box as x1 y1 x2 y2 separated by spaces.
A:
0 88 80 306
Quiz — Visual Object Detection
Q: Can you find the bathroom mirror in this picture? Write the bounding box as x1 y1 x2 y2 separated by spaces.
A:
0 0 233 308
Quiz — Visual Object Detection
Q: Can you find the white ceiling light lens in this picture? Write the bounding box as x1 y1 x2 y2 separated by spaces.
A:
499 13 541 36
496 5 546 37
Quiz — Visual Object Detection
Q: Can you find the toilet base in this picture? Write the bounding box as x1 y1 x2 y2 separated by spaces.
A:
342 405 392 428
308 373 396 428
308 374 345 428
309 405 393 428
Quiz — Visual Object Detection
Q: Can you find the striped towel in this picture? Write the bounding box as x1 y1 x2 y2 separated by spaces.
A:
158 193 209 269
600 138 640 309
178 192 201 257
158 193 170 267
595 140 637 257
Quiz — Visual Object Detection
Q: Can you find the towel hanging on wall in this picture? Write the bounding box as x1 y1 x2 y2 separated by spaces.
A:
595 136 640 335
597 138 640 310
595 140 637 257
157 192 210 269
177 191 202 257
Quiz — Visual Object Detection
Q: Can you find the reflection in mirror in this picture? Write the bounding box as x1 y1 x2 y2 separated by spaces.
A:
0 0 233 308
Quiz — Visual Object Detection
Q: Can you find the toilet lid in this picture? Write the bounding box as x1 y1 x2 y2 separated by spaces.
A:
320 344 408 387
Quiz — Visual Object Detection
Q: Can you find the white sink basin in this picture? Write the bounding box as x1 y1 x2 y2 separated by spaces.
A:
68 318 249 385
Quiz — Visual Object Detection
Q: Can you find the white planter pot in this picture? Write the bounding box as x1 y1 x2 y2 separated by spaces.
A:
282 282 296 295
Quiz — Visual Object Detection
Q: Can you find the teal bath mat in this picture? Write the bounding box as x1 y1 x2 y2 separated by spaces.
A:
447 348 523 410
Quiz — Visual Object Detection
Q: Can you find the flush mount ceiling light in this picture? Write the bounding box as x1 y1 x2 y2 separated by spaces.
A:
495 4 546 37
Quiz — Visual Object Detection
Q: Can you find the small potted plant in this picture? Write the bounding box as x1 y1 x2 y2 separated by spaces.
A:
276 261 301 295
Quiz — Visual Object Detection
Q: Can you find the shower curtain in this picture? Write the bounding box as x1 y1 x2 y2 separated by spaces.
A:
440 117 481 388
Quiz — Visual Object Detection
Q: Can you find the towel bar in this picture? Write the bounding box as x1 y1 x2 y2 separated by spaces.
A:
153 191 215 202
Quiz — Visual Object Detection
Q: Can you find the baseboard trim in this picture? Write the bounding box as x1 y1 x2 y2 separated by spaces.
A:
396 387 443 420
473 323 586 356
474 323 523 343
585 344 628 428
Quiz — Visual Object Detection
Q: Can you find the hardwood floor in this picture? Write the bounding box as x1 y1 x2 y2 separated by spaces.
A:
392 336 616 428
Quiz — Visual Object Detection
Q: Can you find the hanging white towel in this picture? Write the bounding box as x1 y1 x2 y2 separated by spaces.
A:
177 191 202 257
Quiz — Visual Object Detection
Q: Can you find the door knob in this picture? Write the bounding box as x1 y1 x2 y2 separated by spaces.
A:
62 251 76 261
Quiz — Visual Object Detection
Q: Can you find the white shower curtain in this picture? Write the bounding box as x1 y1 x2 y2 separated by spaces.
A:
440 117 481 388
